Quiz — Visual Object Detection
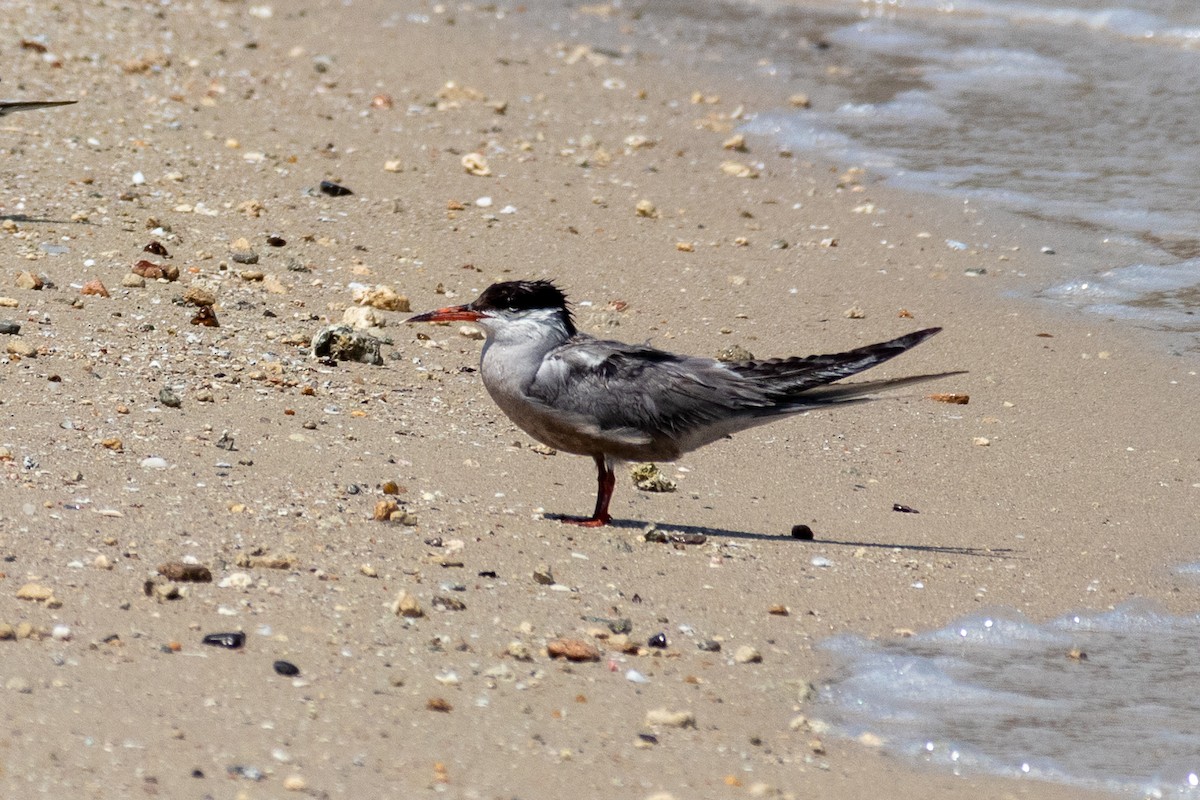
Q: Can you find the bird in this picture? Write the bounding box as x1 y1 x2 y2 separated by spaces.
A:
407 279 956 527
0 100 77 118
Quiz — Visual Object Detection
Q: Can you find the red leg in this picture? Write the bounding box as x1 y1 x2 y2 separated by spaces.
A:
558 455 615 527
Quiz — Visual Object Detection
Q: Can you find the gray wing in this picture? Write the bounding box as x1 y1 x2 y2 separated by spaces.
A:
525 329 951 456
526 337 787 449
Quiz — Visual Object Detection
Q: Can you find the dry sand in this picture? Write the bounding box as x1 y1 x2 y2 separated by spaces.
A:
1 1 1197 797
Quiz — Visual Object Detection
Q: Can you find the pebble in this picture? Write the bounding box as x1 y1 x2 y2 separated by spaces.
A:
644 708 696 728
218 572 254 589
140 456 169 470
16 583 55 602
282 775 307 791
310 324 384 365
733 645 762 664
229 237 259 264
506 641 533 661
121 273 146 288
791 524 814 540
319 180 353 197
546 638 600 662
391 590 424 618
532 563 555 585
158 562 214 583
647 632 668 649
158 387 182 408
0 321 20 334
352 284 410 312
202 632 246 649
273 660 301 677
15 271 44 290
7 339 36 358
6 677 33 694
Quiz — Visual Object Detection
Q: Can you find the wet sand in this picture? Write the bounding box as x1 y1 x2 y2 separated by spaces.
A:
1 1 1196 797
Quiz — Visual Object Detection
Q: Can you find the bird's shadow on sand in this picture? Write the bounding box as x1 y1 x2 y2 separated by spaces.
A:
605 518 1015 558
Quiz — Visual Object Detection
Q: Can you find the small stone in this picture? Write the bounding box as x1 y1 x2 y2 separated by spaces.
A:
733 645 762 664
928 393 970 405
352 284 410 312
133 259 179 281
790 524 814 540
547 638 601 662
80 279 110 297
635 199 659 218
373 497 400 521
16 583 55 602
217 572 254 589
460 153 490 176
274 660 301 677
282 775 307 791
359 564 378 578
121 273 146 288
201 631 246 649
426 697 453 712
843 306 866 319
506 641 533 661
157 562 213 582
0 320 19 335
153 583 181 601
140 456 169 469
319 180 353 197
6 339 36 358
532 564 555 585
722 133 747 151
630 463 676 492
392 590 424 618
768 604 790 616
239 270 264 282
788 93 811 108
644 708 696 728
230 237 259 264
716 344 754 363
183 286 216 307
158 387 182 408
15 271 43 290
431 596 467 612
311 324 383 365
0 623 14 640
6 677 33 694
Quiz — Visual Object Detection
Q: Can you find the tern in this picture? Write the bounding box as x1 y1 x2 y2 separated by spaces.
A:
408 280 954 527
0 100 77 118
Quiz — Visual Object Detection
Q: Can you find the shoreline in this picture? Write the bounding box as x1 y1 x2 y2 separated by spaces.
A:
0 1 1196 797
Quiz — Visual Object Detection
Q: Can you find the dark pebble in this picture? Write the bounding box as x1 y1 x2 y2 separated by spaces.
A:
0 321 20 335
790 524 814 540
191 769 205 779
273 660 300 677
648 632 668 649
638 733 659 745
157 562 213 582
892 503 919 514
158 387 182 408
202 632 246 649
319 180 353 197
478 570 498 579
698 639 722 652
266 235 287 247
144 241 169 256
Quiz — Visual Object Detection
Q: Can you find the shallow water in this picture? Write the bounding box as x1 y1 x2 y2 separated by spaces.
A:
813 606 1200 797
738 0 1200 329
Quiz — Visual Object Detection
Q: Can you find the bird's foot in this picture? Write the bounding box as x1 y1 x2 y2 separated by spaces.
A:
548 513 611 528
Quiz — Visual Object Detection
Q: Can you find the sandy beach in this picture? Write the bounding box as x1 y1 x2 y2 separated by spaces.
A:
1 1 1197 797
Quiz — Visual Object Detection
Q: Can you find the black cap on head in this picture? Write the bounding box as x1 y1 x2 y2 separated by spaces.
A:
470 280 569 313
